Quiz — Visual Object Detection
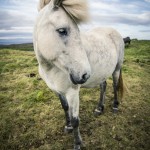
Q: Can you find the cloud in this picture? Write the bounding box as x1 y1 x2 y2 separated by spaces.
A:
0 0 38 29
0 10 35 30
84 0 150 39
145 0 150 2
91 12 150 26
140 29 150 32
0 29 32 39
0 0 150 44
0 0 38 44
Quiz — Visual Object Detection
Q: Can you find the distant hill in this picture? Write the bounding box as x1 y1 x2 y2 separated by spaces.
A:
0 43 34 51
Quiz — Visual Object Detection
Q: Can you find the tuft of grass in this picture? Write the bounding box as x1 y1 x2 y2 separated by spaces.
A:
0 40 150 150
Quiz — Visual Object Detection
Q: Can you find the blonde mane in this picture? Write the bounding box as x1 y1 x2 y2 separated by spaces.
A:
38 0 89 23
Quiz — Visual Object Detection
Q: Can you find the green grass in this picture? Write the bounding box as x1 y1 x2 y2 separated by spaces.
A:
0 40 150 150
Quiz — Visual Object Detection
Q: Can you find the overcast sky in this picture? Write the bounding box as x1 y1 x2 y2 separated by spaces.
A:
0 0 150 44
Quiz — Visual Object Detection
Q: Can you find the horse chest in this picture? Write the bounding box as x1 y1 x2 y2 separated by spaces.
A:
39 65 71 94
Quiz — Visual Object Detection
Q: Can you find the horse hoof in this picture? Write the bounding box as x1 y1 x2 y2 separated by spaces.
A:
113 107 118 113
74 144 81 150
64 125 73 133
94 108 103 117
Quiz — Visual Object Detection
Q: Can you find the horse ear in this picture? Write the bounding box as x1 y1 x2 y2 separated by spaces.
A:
38 0 51 11
53 0 63 7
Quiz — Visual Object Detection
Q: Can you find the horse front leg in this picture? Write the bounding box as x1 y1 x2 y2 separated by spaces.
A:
66 87 82 150
58 94 73 133
94 81 107 116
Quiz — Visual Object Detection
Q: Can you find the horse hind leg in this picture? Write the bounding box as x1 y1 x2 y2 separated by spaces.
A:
112 66 123 113
94 81 107 116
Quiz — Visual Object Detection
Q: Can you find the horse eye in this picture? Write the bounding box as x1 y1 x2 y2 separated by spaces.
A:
56 28 68 36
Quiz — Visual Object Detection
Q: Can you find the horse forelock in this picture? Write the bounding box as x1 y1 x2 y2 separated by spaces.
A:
38 0 89 23
62 0 89 23
38 0 51 11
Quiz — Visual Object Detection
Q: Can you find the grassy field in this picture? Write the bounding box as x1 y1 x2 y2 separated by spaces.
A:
0 40 150 150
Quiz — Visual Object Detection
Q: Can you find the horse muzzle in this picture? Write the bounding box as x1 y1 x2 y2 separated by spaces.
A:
70 73 90 85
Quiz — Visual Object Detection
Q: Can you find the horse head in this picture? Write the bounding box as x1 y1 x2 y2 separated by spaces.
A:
35 0 91 84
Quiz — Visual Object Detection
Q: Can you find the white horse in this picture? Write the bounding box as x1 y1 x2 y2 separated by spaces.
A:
33 0 124 149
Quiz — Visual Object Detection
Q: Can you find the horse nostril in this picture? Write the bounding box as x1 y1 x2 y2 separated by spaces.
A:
82 73 90 81
70 72 90 85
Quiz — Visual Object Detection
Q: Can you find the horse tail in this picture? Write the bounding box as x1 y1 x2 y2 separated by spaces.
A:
118 69 124 100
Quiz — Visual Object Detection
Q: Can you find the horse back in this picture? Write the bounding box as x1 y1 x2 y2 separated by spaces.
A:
81 27 124 65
